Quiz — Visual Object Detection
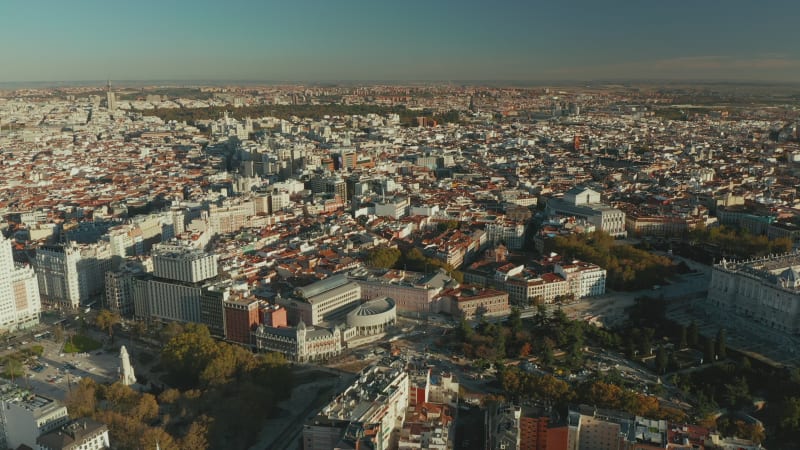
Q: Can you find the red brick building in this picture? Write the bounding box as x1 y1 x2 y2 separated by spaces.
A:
224 297 261 345
520 416 568 450
260 304 288 328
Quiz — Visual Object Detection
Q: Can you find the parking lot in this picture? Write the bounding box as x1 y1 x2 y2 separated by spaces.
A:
8 332 132 401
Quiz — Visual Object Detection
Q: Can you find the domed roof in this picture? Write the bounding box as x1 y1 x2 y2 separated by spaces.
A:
781 267 800 283
351 297 395 316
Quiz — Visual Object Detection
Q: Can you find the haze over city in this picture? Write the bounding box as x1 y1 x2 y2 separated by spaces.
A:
2 0 800 83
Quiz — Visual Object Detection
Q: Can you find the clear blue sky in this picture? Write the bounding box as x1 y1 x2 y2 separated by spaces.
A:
2 0 799 83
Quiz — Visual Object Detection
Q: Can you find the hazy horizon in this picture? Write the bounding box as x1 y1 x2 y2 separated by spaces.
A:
4 78 800 90
2 0 799 84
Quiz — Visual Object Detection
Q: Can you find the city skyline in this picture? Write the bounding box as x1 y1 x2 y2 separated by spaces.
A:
3 31 800 447
2 0 800 83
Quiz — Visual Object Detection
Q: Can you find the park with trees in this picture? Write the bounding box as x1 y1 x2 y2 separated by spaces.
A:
64 323 292 450
0 345 43 383
688 225 792 260
444 292 800 447
550 231 677 290
449 305 686 423
619 296 800 446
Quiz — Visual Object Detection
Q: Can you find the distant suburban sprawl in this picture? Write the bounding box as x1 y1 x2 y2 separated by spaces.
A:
1 83 800 449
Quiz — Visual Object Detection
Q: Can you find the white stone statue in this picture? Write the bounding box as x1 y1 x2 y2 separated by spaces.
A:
119 345 137 386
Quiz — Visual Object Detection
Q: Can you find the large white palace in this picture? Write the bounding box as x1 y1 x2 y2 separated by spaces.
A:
708 251 800 334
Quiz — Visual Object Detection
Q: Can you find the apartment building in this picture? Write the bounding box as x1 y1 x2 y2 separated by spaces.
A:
485 220 527 250
303 361 410 450
0 391 69 450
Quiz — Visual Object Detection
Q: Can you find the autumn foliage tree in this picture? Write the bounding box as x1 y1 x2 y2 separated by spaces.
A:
63 379 181 450
717 417 765 444
500 368 572 404
158 323 293 448
579 380 683 421
689 225 792 260
63 323 293 450
160 323 221 389
65 377 97 418
181 416 212 450
365 246 401 269
551 231 675 290
95 309 121 341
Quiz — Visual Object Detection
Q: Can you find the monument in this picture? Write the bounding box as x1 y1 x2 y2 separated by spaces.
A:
119 345 136 386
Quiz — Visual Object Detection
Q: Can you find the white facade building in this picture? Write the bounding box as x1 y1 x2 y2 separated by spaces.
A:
709 252 800 334
279 274 362 325
106 211 176 269
374 197 410 219
35 242 111 310
152 243 218 283
107 226 142 265
208 200 256 235
36 418 110 450
0 235 41 331
555 262 607 298
0 392 69 450
270 191 291 212
546 187 627 238
303 362 410 450
10 266 41 330
409 204 441 217
484 221 527 250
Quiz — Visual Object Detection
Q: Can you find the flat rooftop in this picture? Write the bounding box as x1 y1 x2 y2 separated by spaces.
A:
296 273 351 299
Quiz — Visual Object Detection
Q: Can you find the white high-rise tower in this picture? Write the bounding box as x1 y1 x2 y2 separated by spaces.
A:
35 242 111 310
0 234 41 331
0 234 14 327
106 80 116 111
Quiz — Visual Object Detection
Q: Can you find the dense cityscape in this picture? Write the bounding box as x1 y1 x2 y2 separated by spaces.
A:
0 81 799 450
